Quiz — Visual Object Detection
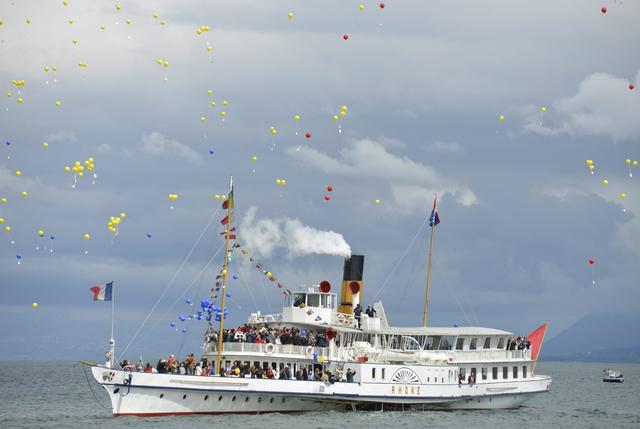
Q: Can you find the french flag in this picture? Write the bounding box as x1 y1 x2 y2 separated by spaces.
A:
90 282 113 301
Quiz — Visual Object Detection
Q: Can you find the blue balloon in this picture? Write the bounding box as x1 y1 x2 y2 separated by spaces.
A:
16 253 22 259
223 309 229 315
170 322 176 328
232 274 238 280
146 233 152 238
181 328 187 334
197 315 203 320
453 323 459 327
178 315 186 322
209 149 215 155
206 316 211 321
186 299 193 305
5 141 10 146
215 315 221 322
301 329 307 337
50 235 55 240
312 353 318 361
225 292 231 298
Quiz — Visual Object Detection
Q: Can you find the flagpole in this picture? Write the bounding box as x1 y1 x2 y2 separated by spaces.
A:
108 281 115 368
216 176 232 375
423 222 436 327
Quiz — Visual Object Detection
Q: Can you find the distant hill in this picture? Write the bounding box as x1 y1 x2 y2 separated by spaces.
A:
542 312 640 363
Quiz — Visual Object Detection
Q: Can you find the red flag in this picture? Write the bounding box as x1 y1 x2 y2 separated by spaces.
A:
220 215 229 225
527 322 548 361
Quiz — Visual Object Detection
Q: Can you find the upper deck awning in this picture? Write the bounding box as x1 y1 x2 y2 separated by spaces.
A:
375 326 513 336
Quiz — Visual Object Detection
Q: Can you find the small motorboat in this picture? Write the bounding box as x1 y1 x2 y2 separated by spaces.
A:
603 368 624 383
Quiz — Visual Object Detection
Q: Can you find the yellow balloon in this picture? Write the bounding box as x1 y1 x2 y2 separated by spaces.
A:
288 12 294 20
65 166 71 173
332 115 339 121
120 212 126 219
17 97 23 103
210 101 217 107
221 195 226 200
619 193 626 199
634 161 639 167
588 165 595 171
214 194 220 200
282 179 286 185
222 269 227 275
200 116 206 123
37 229 44 237
5 225 11 233
84 233 91 241
26 18 32 24
125 18 132 25
340 111 346 117
43 142 49 148
276 179 282 185
21 191 27 198
160 19 166 25
55 101 61 107
68 19 74 24
1 197 7 203
115 4 121 11
341 105 348 112
207 89 213 96
375 199 381 205
540 106 547 113
207 45 213 52
0 218 3 224
585 159 593 166
15 170 22 177
359 4 365 11
220 111 226 118
222 100 228 106
153 12 159 19
625 158 631 164
100 24 106 30
32 302 39 309
498 115 505 121
602 179 609 186
251 155 257 161
293 114 300 121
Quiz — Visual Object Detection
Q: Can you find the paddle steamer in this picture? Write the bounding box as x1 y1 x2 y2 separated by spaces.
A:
87 179 552 416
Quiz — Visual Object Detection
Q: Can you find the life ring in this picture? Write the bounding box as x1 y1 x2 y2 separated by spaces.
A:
265 343 275 355
305 346 314 358
347 347 357 359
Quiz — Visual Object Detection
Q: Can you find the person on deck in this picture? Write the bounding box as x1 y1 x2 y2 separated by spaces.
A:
354 304 363 328
346 368 356 383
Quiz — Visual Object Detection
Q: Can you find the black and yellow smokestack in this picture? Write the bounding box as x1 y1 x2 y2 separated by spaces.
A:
338 255 365 315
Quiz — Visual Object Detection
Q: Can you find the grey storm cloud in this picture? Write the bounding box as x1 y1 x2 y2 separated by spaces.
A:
0 0 639 359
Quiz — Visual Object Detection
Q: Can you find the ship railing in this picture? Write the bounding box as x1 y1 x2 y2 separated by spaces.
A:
334 312 357 328
451 349 531 362
204 342 329 357
246 313 283 324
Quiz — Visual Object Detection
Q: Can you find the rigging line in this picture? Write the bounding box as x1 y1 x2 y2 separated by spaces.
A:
442 281 473 326
151 243 224 330
120 205 221 358
370 216 430 303
81 364 109 410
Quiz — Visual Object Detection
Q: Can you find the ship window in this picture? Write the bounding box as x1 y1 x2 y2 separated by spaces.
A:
497 337 505 349
513 366 518 379
204 395 209 401
471 368 476 377
427 377 430 383
282 398 286 403
284 294 291 307
455 338 465 350
258 397 262 403
483 337 491 349
160 393 164 398
482 367 488 380
183 394 187 399
381 368 386 379
218 396 223 401
113 388 120 394
270 398 274 403
502 367 508 379
372 368 376 379
320 294 330 308
293 293 306 307
469 338 478 350
492 367 498 380
523 366 528 379
232 396 236 402
245 397 249 402
307 294 320 307
440 336 454 350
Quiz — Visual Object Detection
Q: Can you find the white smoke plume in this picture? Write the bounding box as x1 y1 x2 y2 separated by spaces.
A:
239 207 351 259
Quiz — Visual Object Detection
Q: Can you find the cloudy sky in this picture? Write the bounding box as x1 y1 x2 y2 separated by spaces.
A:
0 0 638 360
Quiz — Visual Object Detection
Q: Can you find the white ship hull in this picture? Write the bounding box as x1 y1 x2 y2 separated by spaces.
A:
91 366 551 416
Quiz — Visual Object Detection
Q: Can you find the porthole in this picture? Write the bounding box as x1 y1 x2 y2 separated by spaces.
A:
282 398 286 403
218 396 223 401
258 397 262 403
160 393 164 398
270 398 274 403
204 395 209 401
245 397 250 402
113 388 120 394
183 394 187 399
232 396 236 402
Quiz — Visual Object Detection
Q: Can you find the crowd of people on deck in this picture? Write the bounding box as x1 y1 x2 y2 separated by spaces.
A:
204 325 330 347
507 336 531 351
119 356 356 384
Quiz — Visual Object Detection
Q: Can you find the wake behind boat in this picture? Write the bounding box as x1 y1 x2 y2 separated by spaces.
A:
85 178 552 416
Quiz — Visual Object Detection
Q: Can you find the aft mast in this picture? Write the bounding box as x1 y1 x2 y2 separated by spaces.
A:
422 194 440 327
215 176 234 375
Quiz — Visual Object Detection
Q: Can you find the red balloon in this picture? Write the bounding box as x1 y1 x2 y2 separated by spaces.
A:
601 6 607 13
379 2 385 8
343 34 349 40
305 132 311 139
630 84 635 91
588 258 595 265
327 185 333 192
324 195 331 201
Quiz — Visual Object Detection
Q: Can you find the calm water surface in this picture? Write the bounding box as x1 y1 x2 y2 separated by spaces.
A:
0 361 638 429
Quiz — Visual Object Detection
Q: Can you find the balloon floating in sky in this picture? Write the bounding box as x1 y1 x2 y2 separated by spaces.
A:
602 179 609 186
32 302 38 309
167 194 179 201
343 34 349 40
630 84 635 91
84 233 91 241
324 195 331 201
379 2 385 8
288 12 294 20
21 191 28 198
540 106 547 113
275 179 287 185
498 115 505 122
619 193 626 199
375 199 381 205
305 132 311 139
37 229 44 237
601 6 607 14
156 59 170 68
146 232 152 238
588 258 595 265
585 159 595 175
107 214 126 235
327 185 333 192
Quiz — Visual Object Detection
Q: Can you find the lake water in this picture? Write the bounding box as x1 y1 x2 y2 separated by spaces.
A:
0 361 638 429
